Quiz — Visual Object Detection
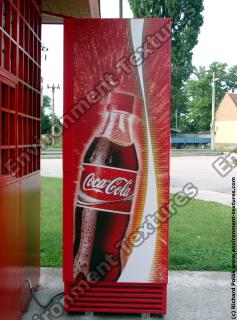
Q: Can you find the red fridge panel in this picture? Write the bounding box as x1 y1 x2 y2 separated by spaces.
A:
0 181 21 320
64 18 171 316
20 174 41 312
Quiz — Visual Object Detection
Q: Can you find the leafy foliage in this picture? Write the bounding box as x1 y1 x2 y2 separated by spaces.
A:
180 62 237 132
128 0 204 126
41 95 52 134
41 95 62 135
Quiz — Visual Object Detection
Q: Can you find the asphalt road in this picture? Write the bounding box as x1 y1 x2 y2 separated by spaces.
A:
41 158 63 178
41 155 236 194
170 155 235 194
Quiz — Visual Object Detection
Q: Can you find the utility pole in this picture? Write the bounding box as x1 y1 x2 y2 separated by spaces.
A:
47 83 60 145
211 72 219 151
119 0 123 18
175 109 178 130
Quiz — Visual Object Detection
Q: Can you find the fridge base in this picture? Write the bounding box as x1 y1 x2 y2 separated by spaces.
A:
64 282 167 316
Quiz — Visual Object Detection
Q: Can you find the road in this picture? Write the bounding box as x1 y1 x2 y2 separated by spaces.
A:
41 158 63 178
170 155 235 194
41 156 236 205
41 156 236 193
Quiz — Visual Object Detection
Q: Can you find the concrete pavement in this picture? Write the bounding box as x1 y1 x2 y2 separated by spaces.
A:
22 268 230 320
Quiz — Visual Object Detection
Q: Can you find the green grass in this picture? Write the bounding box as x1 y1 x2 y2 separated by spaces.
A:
51 141 62 149
169 197 232 271
41 177 233 271
51 137 62 149
41 177 62 267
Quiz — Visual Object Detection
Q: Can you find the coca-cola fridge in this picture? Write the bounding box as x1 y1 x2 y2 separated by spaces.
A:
63 18 171 316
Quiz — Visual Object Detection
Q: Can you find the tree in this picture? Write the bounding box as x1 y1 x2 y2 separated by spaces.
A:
41 95 51 134
180 62 237 132
128 0 204 127
226 65 237 92
41 95 62 141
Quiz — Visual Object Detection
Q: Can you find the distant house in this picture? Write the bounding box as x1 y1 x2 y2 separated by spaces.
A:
215 93 237 149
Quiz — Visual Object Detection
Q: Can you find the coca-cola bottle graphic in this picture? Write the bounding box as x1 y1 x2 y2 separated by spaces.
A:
73 92 139 282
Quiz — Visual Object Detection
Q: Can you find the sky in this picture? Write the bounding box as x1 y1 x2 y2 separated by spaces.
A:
41 0 237 116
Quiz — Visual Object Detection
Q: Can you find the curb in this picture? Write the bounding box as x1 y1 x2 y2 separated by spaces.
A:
170 186 232 207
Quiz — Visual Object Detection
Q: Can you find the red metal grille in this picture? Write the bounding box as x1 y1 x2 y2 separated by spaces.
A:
0 2 41 319
0 0 41 180
65 282 167 315
0 80 16 176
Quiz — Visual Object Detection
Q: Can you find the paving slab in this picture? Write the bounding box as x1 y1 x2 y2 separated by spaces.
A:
22 268 230 320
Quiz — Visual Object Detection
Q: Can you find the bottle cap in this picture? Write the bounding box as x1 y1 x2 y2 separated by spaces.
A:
108 92 134 113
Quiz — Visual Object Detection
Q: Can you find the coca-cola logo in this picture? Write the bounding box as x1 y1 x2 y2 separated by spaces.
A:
77 164 138 213
83 173 134 198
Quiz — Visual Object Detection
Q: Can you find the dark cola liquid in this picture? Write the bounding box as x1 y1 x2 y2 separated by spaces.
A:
74 137 138 281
